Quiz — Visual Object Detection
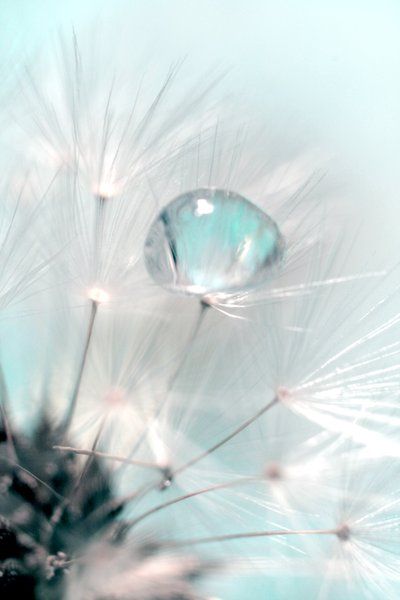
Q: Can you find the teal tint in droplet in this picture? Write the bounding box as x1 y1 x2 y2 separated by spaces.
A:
144 188 284 296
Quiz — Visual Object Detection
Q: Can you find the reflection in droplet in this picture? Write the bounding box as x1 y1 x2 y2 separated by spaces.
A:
144 188 284 297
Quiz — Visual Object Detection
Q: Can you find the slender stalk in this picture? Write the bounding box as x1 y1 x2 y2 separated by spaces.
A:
164 527 337 548
59 194 106 434
128 300 209 458
165 300 210 396
47 419 105 543
74 417 106 493
59 299 98 433
125 476 258 530
118 395 279 509
53 445 161 470
173 395 279 477
0 455 64 503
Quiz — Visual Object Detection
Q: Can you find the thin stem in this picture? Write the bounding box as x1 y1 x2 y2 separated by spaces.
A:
0 455 65 503
128 300 209 458
59 299 98 433
53 445 161 470
125 476 258 530
121 394 279 506
164 527 337 548
173 395 279 477
166 300 210 395
47 420 105 544
59 194 106 433
73 417 105 492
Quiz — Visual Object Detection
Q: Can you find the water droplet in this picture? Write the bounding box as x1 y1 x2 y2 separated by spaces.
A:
144 189 284 297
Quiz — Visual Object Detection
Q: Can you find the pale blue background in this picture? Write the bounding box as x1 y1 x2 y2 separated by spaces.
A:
2 0 400 252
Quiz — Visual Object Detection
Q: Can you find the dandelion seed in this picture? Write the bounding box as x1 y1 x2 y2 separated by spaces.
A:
87 287 109 304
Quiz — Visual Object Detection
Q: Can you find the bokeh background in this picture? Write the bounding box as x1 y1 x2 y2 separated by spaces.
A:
3 0 399 250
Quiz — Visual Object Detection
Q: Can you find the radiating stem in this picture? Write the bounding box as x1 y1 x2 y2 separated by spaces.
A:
73 416 105 492
59 193 107 434
165 299 210 396
53 445 161 470
164 527 338 548
125 476 258 530
47 419 105 543
0 455 64 504
128 300 209 458
123 394 279 505
59 299 98 434
173 394 279 477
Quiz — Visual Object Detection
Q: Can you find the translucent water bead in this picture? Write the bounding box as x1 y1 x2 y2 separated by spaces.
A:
144 188 284 297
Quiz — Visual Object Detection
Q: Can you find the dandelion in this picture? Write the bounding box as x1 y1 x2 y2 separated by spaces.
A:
0 19 398 600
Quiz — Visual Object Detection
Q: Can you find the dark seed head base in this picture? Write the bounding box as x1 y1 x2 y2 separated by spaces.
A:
0 418 206 599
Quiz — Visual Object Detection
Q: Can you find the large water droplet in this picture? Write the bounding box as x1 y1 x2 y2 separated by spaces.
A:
144 188 284 296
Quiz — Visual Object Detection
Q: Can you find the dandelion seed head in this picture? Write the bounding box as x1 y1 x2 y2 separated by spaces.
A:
336 523 351 542
87 287 110 304
264 462 284 481
103 386 127 408
276 386 293 403
91 170 129 200
0 17 398 600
